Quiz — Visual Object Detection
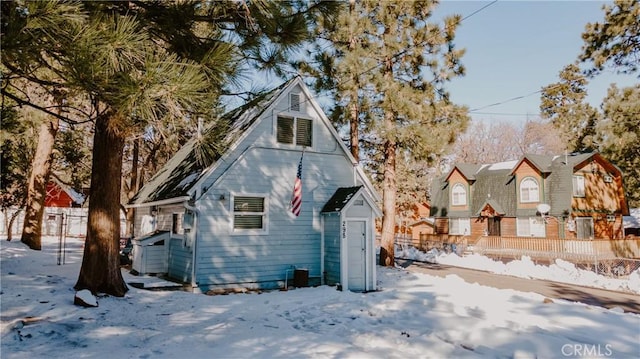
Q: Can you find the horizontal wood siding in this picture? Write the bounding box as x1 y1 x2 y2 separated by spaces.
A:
133 207 151 238
194 146 355 291
157 204 184 232
167 238 192 283
345 194 373 218
323 214 341 285
143 246 166 273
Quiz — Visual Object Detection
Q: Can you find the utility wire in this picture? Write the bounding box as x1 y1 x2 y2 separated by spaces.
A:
273 0 500 113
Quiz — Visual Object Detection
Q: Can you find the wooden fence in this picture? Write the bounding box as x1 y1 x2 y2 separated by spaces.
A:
416 234 640 260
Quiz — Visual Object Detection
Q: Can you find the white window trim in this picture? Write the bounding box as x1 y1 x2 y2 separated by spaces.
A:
449 218 470 235
230 193 269 235
516 217 546 237
451 183 467 206
289 93 302 112
573 175 586 197
275 115 313 149
519 177 540 203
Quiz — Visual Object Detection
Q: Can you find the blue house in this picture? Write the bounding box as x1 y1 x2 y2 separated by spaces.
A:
126 77 381 293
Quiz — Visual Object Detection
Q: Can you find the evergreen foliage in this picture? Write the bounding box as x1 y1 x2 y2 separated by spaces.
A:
579 0 640 78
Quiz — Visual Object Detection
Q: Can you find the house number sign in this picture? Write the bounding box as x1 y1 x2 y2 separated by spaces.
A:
342 221 347 239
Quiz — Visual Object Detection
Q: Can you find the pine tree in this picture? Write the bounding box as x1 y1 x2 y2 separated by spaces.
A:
2 0 341 296
599 84 640 207
353 1 469 266
580 0 640 78
540 64 601 153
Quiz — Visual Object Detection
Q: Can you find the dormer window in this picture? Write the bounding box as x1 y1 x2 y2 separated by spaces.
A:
277 116 312 147
519 177 539 203
451 183 467 206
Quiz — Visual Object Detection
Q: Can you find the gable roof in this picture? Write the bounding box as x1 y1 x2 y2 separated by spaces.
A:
49 176 85 205
129 77 380 207
431 152 622 218
129 80 290 206
444 164 482 182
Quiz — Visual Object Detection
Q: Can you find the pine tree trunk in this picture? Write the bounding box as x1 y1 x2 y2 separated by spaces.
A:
379 117 397 266
21 118 59 250
125 138 139 238
74 114 128 297
349 96 359 161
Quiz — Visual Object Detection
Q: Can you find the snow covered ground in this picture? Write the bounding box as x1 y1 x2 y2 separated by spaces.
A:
396 246 640 295
1 237 639 359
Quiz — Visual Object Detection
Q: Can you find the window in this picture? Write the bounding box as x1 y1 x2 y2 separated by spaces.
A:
576 217 594 239
573 175 585 197
233 196 266 232
290 93 301 112
172 213 184 235
449 218 470 235
451 183 467 206
519 177 539 203
277 116 312 147
517 217 546 237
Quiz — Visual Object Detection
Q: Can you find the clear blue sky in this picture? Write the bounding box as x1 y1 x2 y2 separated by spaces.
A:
435 0 637 125
235 1 636 125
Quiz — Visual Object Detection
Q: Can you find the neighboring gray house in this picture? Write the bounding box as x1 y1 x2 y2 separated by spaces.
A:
126 77 381 293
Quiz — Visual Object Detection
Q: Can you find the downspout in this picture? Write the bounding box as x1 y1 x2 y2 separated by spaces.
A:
184 200 199 292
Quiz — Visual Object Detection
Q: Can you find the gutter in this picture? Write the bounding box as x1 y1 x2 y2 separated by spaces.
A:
183 200 200 292
124 196 191 209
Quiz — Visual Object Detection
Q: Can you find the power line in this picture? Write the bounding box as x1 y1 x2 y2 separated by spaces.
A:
469 89 543 112
284 0 500 111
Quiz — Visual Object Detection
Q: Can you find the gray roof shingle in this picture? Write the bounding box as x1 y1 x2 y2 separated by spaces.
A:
129 79 292 205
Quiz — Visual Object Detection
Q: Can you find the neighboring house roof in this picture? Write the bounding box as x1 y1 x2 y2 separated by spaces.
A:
129 80 291 206
409 217 435 227
47 177 85 206
475 198 506 216
444 163 482 182
431 152 623 218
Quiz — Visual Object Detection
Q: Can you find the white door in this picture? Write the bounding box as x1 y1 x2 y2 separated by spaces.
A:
347 221 366 291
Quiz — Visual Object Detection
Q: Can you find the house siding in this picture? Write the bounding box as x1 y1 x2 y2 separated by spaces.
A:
192 135 355 291
323 213 341 285
431 153 628 241
167 237 192 283
188 83 342 288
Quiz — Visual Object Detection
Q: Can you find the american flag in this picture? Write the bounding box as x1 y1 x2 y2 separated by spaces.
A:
290 154 303 217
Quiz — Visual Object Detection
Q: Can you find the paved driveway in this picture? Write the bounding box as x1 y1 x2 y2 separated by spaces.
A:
397 259 640 314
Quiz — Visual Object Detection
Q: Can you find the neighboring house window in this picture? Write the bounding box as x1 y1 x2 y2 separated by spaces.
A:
233 196 267 232
517 217 546 237
451 183 467 206
519 177 539 203
573 175 585 197
277 116 312 147
449 218 470 235
575 217 594 239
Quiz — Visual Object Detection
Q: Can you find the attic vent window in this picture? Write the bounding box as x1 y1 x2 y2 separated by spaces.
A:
354 199 364 206
290 93 301 112
277 116 312 147
603 174 613 183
